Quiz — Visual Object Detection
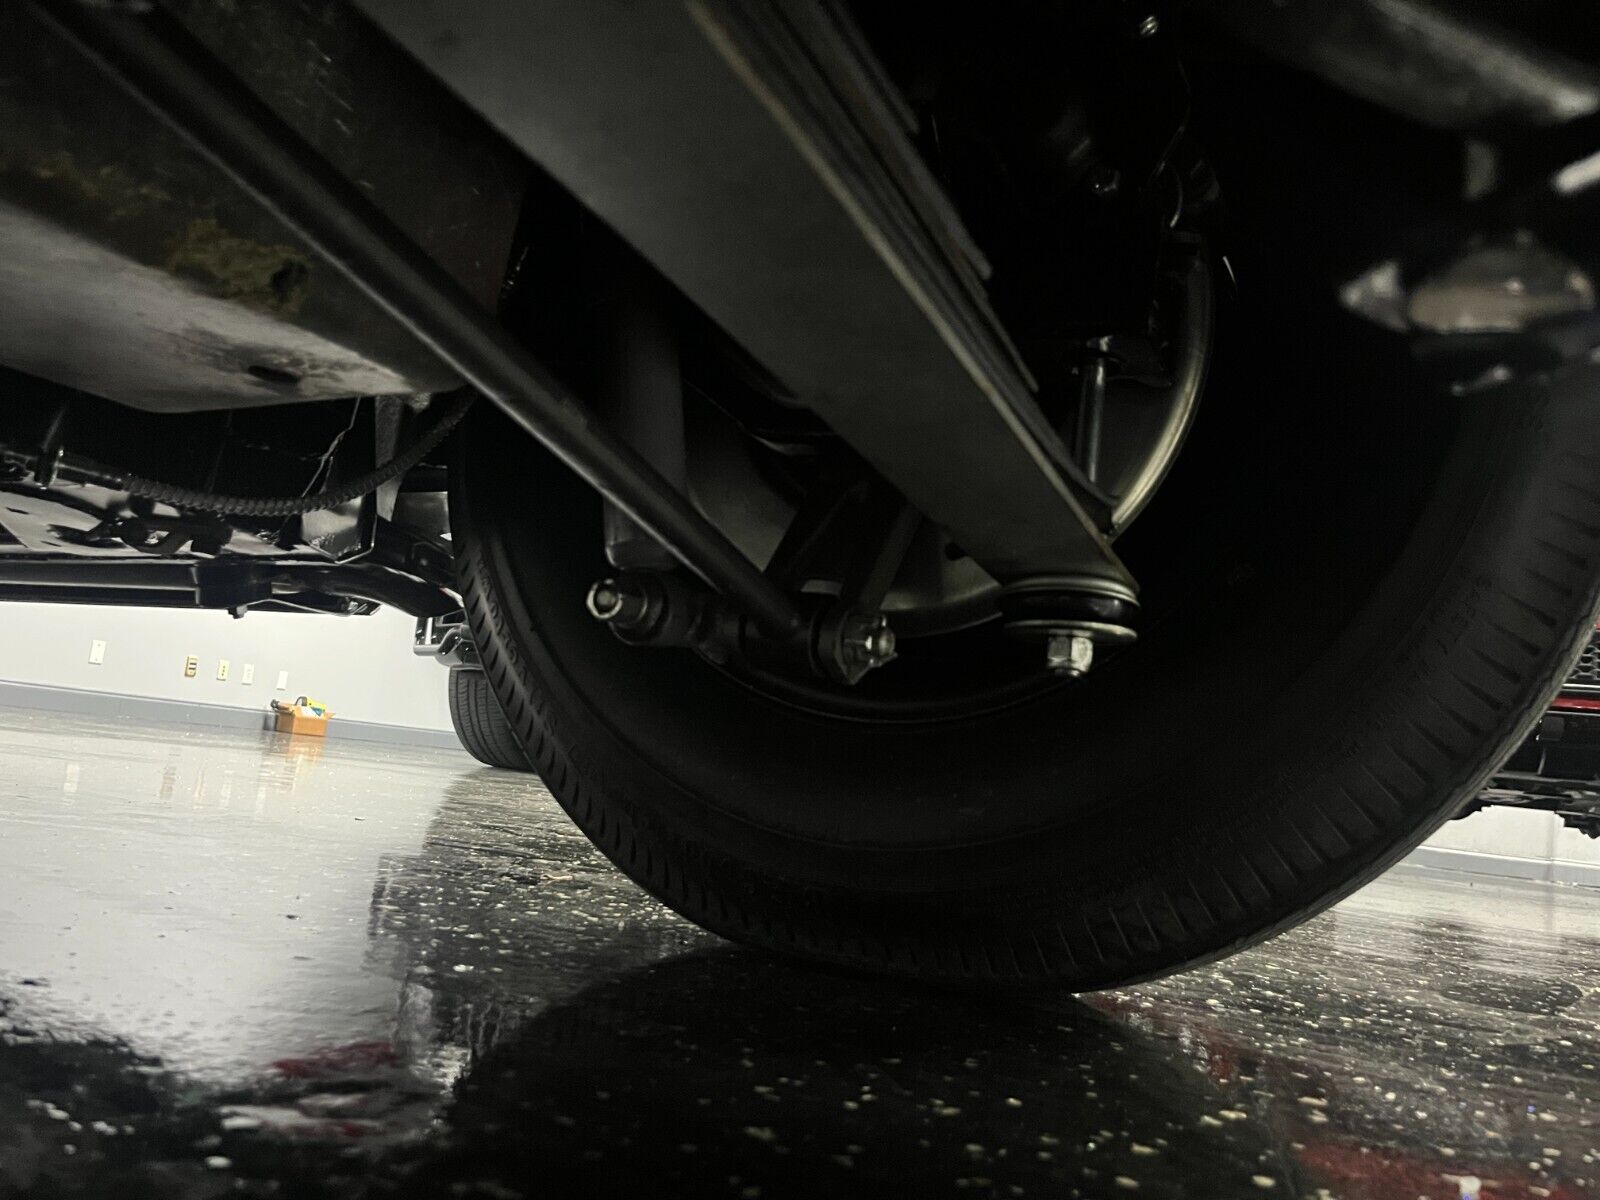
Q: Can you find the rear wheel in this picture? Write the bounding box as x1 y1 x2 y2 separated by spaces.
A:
452 351 1600 986
449 26 1600 987
447 667 531 772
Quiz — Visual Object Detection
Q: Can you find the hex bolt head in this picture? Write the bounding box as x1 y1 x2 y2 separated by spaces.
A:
586 578 653 630
863 624 896 663
842 614 897 670
586 580 624 621
1046 631 1095 678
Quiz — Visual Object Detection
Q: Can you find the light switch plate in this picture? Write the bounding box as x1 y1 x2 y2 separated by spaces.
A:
276 670 289 691
241 663 255 685
184 655 199 678
88 639 106 665
216 659 230 682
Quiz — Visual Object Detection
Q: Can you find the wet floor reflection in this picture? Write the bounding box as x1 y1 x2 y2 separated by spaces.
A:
1 711 1598 1198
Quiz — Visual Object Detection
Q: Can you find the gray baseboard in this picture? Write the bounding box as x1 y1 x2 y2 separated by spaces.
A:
0 679 464 751
1404 844 1600 889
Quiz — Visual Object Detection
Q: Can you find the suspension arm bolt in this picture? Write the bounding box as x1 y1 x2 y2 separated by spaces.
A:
586 578 650 628
1046 631 1095 678
841 612 897 671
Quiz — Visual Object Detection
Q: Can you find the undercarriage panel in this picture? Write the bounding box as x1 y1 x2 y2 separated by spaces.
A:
0 0 525 412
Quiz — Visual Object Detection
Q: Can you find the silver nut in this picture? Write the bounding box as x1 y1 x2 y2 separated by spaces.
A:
863 624 896 662
844 614 896 667
1137 14 1160 37
585 578 651 628
1046 631 1095 678
586 580 624 621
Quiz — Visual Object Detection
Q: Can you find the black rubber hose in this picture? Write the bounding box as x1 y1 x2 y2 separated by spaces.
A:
105 392 473 517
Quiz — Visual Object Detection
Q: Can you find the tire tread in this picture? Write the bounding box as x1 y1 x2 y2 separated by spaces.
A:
451 377 1600 987
447 667 532 771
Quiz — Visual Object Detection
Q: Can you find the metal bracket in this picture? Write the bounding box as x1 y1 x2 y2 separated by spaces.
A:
413 609 478 669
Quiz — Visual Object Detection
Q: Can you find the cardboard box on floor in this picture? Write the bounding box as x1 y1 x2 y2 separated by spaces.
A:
271 696 333 738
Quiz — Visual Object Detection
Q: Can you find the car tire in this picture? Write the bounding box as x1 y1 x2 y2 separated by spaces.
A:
450 324 1600 989
447 666 532 772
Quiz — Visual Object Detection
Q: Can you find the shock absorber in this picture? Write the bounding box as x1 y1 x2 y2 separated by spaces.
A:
594 244 687 572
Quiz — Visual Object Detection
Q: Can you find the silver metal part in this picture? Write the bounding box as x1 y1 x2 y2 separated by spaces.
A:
1001 573 1140 669
1137 15 1160 38
839 612 897 673
1343 233 1596 336
1086 253 1216 533
1339 260 1411 332
1046 631 1095 678
1554 147 1600 196
414 610 477 669
1075 355 1107 485
586 578 649 627
1407 234 1595 334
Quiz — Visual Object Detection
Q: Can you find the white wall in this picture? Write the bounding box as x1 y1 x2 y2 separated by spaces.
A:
1422 800 1600 874
5 599 1599 872
0 601 451 731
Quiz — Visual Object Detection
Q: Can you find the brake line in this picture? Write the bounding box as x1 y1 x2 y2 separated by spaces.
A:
94 391 473 518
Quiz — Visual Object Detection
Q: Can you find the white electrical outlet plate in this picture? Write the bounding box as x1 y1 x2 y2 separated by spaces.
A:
216 659 230 682
241 663 255 685
276 670 289 691
184 655 199 678
88 639 106 665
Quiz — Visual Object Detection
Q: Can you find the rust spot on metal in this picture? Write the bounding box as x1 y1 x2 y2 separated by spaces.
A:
164 216 311 313
1 148 170 223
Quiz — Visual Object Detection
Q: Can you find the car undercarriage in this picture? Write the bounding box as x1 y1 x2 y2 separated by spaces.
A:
5 0 1600 985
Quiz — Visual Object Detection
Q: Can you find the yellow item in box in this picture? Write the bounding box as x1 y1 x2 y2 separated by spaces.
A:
271 696 334 738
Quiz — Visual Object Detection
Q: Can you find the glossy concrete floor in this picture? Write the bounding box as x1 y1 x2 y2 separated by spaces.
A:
2 709 1599 1200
